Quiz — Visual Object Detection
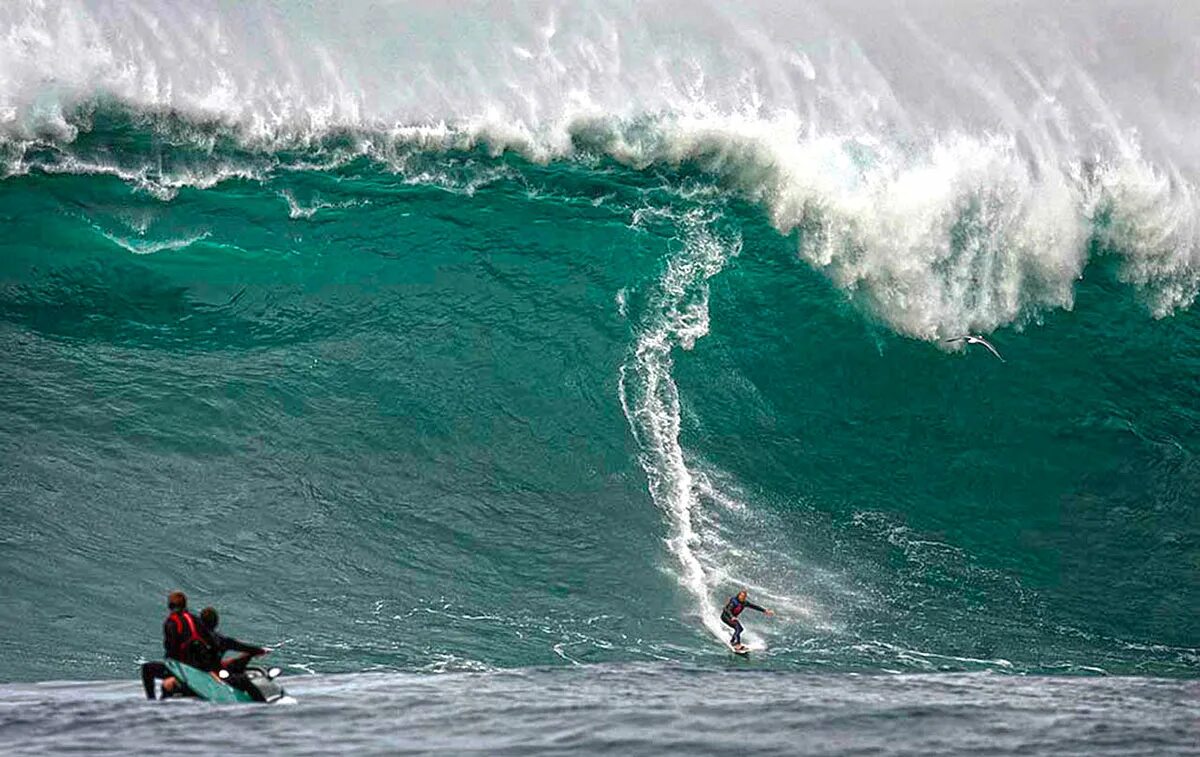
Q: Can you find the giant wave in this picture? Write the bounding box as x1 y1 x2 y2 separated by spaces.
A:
1 0 1197 683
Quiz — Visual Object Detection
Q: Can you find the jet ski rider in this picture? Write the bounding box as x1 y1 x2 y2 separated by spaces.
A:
199 606 269 673
140 590 219 699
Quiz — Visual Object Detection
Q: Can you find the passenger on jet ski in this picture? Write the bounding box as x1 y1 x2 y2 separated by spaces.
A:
141 590 219 700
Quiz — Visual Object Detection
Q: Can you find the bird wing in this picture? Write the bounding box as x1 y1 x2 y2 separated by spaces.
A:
978 339 1005 362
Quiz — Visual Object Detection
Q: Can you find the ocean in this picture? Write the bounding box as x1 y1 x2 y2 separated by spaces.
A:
0 1 1196 754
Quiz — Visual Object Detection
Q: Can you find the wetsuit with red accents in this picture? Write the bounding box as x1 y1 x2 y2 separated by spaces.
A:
720 596 765 646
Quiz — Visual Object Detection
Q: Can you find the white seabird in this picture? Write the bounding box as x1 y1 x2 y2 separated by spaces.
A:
944 335 1005 362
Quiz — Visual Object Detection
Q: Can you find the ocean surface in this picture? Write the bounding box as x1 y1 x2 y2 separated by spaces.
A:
0 1 1197 753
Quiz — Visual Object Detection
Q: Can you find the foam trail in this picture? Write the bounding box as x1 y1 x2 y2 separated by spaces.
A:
95 227 210 255
618 207 750 646
618 206 834 649
278 189 366 219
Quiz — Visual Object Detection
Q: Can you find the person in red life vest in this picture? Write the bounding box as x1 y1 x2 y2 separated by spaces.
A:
139 590 219 699
720 589 775 649
162 591 219 665
198 606 269 673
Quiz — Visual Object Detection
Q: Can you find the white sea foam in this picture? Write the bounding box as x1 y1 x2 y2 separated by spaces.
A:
1090 158 1200 317
278 189 367 219
618 206 836 648
3 2 1197 334
617 207 743 644
617 205 813 649
95 227 210 255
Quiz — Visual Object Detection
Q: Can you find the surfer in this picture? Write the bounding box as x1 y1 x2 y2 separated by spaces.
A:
140 590 219 699
720 590 774 649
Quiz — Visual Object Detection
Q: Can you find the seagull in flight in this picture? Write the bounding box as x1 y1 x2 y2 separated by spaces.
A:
944 335 1005 362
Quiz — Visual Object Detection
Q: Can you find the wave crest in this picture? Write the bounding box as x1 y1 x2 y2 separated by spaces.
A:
2 108 1196 338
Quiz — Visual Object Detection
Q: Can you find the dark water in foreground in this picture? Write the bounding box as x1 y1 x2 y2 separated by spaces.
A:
1 667 1195 756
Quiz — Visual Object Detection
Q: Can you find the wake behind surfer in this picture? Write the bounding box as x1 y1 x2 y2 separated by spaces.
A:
720 590 774 649
140 590 219 699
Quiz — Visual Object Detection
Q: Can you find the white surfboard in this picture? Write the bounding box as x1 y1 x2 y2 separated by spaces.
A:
729 643 750 656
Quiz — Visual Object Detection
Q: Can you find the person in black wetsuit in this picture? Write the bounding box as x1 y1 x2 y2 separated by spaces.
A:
720 590 774 648
140 590 219 700
199 606 269 674
197 606 274 701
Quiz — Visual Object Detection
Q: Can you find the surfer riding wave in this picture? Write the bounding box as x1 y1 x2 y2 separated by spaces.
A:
720 590 774 650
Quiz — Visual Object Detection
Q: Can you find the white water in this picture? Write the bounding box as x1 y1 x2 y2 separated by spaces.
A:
618 206 830 648
618 207 742 645
3 1 1197 336
3 1 1199 328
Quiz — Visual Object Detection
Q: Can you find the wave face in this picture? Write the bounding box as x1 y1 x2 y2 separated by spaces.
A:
0 1 1197 683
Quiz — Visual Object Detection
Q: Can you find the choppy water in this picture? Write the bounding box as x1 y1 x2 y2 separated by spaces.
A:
0 1 1197 753
2 668 1197 756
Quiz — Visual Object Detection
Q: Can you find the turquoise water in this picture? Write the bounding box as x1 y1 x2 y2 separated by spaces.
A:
0 3 1197 752
1 109 1195 684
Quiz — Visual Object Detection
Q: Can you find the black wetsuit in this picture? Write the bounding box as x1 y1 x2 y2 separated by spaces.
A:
197 628 270 699
141 610 219 700
720 596 765 646
208 631 266 673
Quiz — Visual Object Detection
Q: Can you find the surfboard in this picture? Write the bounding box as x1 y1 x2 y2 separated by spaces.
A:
164 660 256 703
730 643 750 656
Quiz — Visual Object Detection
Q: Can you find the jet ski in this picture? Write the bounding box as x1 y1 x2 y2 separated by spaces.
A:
163 659 289 703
